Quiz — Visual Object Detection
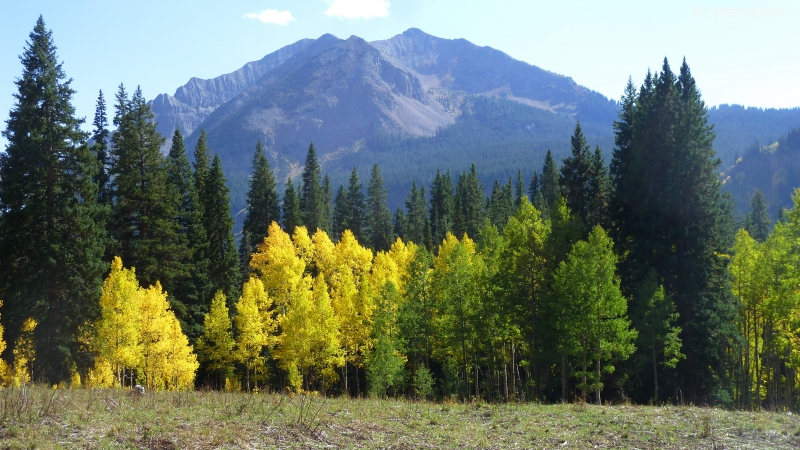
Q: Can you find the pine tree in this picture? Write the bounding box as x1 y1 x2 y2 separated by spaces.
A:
322 174 333 234
165 128 205 338
745 190 770 242
488 178 515 229
91 90 110 205
515 169 526 208
394 207 406 240
366 164 392 251
540 150 560 215
430 170 455 247
300 143 326 233
560 122 593 235
454 164 485 239
110 85 186 291
332 185 348 240
193 130 211 201
403 181 432 248
202 155 240 301
0 16 107 382
282 177 302 234
242 141 281 258
588 146 610 230
345 167 367 242
610 58 737 404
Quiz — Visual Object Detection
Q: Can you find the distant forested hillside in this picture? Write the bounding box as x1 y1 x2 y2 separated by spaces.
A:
708 104 800 168
722 127 800 219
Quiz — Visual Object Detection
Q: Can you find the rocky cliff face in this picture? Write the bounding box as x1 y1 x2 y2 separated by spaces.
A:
151 28 617 180
149 38 314 141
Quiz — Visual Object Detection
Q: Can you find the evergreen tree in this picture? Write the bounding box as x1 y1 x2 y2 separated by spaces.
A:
540 150 560 214
403 181 432 248
488 178 515 229
345 167 367 243
560 122 593 235
588 146 610 230
332 185 348 240
110 85 186 291
744 190 770 242
193 130 211 202
430 170 455 246
454 164 485 239
528 171 540 202
322 174 333 234
202 155 240 301
366 164 392 251
515 169 526 208
0 16 107 382
282 177 302 234
394 207 406 240
165 128 207 339
299 143 326 233
610 58 737 404
242 141 280 257
91 90 110 205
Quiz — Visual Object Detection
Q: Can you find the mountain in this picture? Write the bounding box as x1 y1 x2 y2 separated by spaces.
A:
149 28 800 227
722 127 800 220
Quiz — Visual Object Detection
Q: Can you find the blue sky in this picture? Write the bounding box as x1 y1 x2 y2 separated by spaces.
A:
1 0 798 146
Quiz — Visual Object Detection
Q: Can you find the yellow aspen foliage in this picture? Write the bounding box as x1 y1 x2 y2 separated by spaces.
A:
235 277 275 391
251 222 306 308
12 317 37 387
275 274 343 391
96 256 141 386
0 300 8 384
311 229 336 278
162 317 199 390
196 291 235 375
334 230 373 279
292 226 315 267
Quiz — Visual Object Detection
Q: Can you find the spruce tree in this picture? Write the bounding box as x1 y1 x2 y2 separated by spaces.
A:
332 185 348 240
560 122 593 235
394 207 406 241
366 163 392 251
515 169 526 208
91 90 110 205
193 130 211 201
744 190 770 242
165 128 208 340
0 16 107 382
345 167 367 243
540 150 560 215
403 181 432 248
610 58 737 404
430 170 455 246
322 174 333 234
299 143 326 233
588 146 610 230
242 141 280 256
109 86 186 291
282 177 301 234
454 164 485 239
202 155 240 302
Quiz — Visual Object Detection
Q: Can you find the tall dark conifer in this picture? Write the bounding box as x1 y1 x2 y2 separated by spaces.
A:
744 190 770 242
332 185 348 240
515 169 526 208
282 177 301 234
560 122 593 235
110 86 185 291
403 181 432 248
454 164 485 239
0 17 107 381
588 146 610 230
91 90 110 205
202 154 240 301
366 163 392 251
430 170 455 246
610 58 737 404
540 150 560 217
322 174 333 234
345 167 367 242
299 143 325 233
242 141 280 257
165 128 208 339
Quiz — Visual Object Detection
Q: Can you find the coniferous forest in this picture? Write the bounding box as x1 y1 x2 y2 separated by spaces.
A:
4 16 800 411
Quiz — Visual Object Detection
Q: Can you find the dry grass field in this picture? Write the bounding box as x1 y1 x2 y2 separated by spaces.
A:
1 386 799 449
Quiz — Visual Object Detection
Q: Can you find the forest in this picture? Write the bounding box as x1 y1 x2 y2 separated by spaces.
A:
1 17 798 411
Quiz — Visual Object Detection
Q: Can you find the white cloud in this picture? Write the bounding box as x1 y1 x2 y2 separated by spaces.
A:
243 9 296 26
324 0 390 19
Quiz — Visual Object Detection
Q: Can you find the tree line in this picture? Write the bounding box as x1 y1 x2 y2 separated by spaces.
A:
0 17 789 408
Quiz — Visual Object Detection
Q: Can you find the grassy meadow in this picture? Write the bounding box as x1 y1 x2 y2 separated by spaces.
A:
0 387 799 449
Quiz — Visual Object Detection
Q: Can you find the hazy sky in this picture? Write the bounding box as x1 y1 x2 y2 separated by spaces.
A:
1 0 798 147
